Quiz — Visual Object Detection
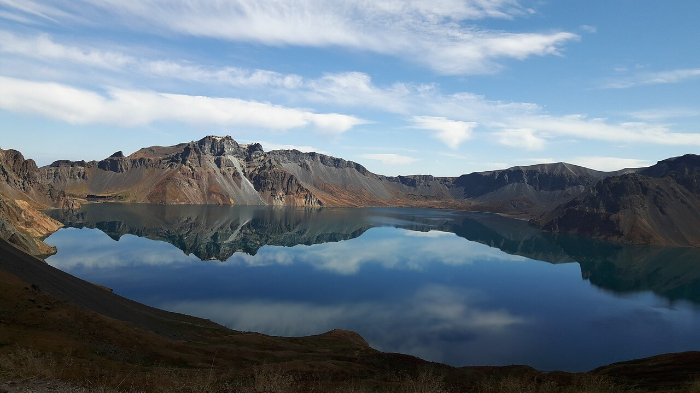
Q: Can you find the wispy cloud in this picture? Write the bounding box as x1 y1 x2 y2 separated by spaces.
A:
305 72 700 147
0 31 132 70
0 31 304 88
0 0 77 23
601 67 700 89
0 10 38 24
625 108 700 121
3 32 699 151
411 116 477 149
3 0 579 75
359 153 420 165
494 128 545 150
0 76 365 134
569 156 650 172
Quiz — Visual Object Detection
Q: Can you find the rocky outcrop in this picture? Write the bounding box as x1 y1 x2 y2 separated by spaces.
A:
534 155 700 247
0 149 65 206
0 149 68 257
0 193 62 257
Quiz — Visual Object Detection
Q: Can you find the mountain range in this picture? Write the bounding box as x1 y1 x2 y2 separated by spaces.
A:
1 135 699 256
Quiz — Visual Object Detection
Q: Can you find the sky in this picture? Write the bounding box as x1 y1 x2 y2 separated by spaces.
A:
0 1 699 176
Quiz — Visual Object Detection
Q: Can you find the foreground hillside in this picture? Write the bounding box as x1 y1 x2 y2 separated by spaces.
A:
534 155 700 247
2 236 700 392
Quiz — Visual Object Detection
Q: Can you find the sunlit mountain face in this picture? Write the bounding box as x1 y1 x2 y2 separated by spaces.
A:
46 204 700 372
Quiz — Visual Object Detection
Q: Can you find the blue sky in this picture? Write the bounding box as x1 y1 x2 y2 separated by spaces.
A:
1 1 699 176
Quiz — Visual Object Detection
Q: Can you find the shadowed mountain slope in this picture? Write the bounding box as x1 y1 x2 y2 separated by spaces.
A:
533 155 700 247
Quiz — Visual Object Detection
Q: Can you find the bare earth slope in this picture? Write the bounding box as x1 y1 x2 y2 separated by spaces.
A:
0 149 67 257
534 155 700 247
36 135 609 215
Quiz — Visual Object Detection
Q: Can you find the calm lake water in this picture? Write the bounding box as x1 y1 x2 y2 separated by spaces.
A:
45 204 700 372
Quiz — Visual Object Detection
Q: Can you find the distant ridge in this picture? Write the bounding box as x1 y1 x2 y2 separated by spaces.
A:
533 155 700 247
32 135 623 214
0 135 698 249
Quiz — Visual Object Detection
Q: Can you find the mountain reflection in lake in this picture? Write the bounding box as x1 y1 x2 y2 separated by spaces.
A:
46 204 700 372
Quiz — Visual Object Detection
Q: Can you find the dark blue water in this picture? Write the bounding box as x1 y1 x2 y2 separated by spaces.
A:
44 204 700 372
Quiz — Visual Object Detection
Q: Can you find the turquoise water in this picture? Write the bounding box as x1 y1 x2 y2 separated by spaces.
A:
45 204 700 371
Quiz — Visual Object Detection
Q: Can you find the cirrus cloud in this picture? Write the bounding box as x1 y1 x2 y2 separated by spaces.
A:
1 0 580 75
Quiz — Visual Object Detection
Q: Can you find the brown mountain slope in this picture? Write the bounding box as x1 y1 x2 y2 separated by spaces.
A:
35 135 609 214
8 137 700 248
449 162 612 215
39 137 272 205
0 149 66 257
0 196 61 257
533 155 700 247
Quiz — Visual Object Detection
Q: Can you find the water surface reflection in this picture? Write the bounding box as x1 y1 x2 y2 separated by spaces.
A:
46 204 700 371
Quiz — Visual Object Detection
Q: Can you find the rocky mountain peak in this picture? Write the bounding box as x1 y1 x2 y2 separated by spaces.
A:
0 148 39 184
196 135 242 157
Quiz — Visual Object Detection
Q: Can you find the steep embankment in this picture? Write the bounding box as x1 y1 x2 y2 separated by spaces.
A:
534 155 700 247
0 149 66 257
0 196 61 256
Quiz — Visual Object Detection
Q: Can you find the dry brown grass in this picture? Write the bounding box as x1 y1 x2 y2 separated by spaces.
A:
403 369 447 393
687 380 700 393
252 365 295 393
0 347 58 380
3 347 699 393
474 374 645 393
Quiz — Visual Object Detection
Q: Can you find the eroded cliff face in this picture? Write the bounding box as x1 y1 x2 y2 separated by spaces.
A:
39 136 317 206
34 135 614 213
534 155 700 247
0 149 66 257
0 196 62 257
0 149 66 206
